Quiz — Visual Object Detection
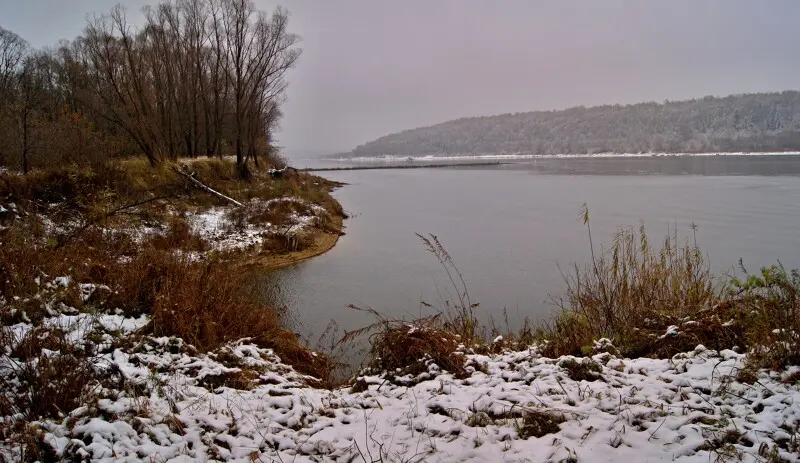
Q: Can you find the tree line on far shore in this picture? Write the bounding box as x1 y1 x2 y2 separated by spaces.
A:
351 92 800 157
0 0 299 177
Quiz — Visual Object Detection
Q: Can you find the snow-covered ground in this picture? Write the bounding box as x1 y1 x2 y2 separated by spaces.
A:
72 197 330 256
336 152 800 163
187 197 329 253
2 304 798 462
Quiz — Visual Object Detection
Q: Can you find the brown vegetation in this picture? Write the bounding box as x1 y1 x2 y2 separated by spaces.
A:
0 156 344 402
341 234 486 381
558 357 604 382
349 213 799 387
517 410 566 439
539 206 800 372
352 309 467 381
0 4 348 456
1 0 298 176
543 204 717 356
2 326 99 421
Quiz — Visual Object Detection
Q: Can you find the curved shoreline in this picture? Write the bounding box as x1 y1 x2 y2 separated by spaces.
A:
240 213 345 271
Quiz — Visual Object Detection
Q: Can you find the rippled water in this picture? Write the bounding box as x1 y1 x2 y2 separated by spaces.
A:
264 155 800 343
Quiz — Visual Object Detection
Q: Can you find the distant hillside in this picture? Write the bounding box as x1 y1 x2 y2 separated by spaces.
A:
349 91 800 157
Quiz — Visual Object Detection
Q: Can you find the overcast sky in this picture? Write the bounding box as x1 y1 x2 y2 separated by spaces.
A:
2 0 799 152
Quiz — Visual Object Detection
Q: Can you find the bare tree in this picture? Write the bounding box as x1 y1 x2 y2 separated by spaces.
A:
0 27 29 165
0 26 28 97
81 7 162 165
216 1 299 177
206 0 231 157
15 53 53 173
1 2 299 171
180 0 209 157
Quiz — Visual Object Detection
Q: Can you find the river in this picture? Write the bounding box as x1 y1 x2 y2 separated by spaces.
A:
264 155 800 348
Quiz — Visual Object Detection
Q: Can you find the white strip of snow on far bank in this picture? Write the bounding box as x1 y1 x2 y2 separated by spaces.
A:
336 151 800 162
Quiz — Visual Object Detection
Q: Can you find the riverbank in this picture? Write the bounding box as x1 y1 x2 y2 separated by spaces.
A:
240 213 344 271
2 160 799 462
0 155 347 295
0 158 348 443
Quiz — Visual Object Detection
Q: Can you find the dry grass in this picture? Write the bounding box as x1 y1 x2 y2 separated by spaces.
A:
0 158 343 388
262 231 315 254
0 156 346 459
148 257 279 349
227 198 308 228
345 306 467 380
340 211 799 380
540 205 800 368
729 264 800 370
0 222 335 383
517 410 566 439
0 219 50 308
2 422 59 463
0 326 99 422
558 357 604 382
341 234 485 382
106 249 334 382
542 205 720 357
486 310 538 353
351 205 800 376
416 233 483 346
1 158 342 223
147 216 208 252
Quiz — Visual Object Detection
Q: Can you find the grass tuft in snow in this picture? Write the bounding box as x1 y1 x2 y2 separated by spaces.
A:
344 305 467 382
517 409 566 439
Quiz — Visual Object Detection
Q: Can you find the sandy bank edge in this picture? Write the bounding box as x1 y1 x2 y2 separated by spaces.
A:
239 213 344 272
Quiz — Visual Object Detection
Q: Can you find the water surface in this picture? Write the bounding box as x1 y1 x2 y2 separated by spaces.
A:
267 156 800 342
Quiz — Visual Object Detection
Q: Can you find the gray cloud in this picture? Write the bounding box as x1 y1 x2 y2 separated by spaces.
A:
2 0 799 152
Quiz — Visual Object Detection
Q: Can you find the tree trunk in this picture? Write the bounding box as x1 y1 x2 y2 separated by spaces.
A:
21 108 29 174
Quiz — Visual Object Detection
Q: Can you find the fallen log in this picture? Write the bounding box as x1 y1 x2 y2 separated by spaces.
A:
171 165 243 207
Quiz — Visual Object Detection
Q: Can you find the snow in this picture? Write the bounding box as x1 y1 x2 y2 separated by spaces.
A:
2 309 798 462
28 196 329 257
660 325 680 339
52 276 72 287
268 166 290 175
2 275 798 462
186 197 329 253
336 151 800 163
80 283 110 302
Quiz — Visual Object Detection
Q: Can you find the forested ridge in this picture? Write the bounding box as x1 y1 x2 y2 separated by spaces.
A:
350 91 800 157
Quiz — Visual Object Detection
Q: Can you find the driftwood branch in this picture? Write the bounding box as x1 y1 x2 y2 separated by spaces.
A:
171 165 243 207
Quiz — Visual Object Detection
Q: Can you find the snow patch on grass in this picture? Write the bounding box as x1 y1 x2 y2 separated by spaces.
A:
2 309 798 462
186 197 328 253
